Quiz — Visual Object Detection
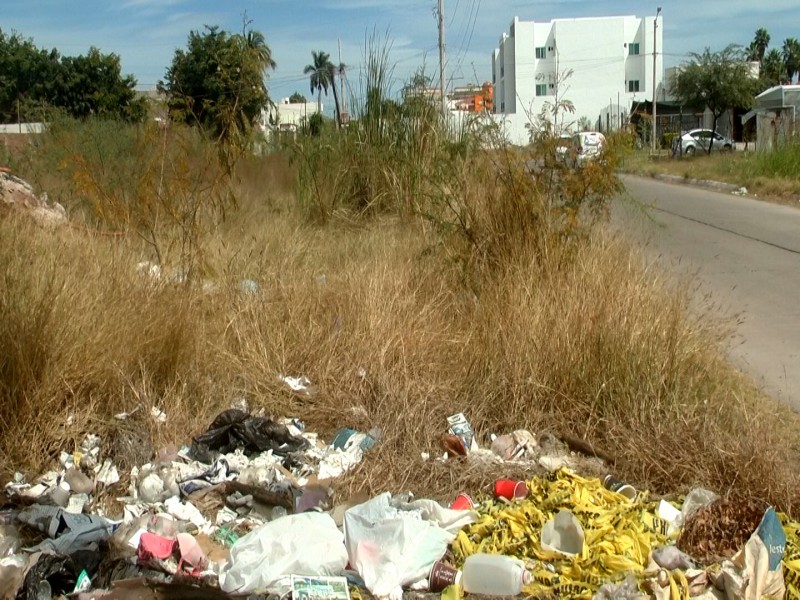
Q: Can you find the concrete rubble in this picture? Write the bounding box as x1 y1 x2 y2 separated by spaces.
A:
0 169 67 227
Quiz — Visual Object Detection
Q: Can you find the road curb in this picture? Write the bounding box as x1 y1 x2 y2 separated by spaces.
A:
617 170 748 196
649 173 742 194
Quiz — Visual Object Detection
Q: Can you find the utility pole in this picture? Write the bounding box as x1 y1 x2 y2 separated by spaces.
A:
438 0 446 118
652 7 661 154
338 38 347 119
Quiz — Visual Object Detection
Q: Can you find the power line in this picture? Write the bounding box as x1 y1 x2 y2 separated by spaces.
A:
454 0 481 79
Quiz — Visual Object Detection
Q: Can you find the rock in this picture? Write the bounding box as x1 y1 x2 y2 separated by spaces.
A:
0 171 67 226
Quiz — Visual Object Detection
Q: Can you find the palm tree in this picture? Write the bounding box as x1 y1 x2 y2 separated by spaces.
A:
748 28 771 63
304 50 342 126
782 38 800 83
761 48 785 87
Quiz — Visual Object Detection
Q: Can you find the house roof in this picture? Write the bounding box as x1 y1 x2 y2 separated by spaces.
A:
754 85 800 110
742 85 800 124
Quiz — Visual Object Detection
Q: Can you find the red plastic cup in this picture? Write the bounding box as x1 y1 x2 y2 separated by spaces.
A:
494 479 527 500
449 493 475 510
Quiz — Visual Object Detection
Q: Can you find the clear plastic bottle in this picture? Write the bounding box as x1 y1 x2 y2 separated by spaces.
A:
462 554 531 596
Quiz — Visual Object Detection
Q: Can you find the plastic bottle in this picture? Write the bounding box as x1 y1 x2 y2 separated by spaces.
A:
462 554 531 596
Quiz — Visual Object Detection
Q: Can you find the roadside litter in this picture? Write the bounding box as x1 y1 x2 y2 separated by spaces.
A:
3 408 799 599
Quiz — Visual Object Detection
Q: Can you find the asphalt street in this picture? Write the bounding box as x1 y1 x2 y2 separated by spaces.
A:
615 175 800 409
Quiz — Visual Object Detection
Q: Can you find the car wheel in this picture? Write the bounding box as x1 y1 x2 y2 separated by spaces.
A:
685 146 695 155
723 144 732 152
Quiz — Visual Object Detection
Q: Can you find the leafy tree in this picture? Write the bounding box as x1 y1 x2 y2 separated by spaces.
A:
672 45 758 153
402 70 433 109
56 48 147 121
782 38 800 83
289 91 307 104
304 50 341 126
760 49 785 89
0 29 144 123
747 28 771 63
159 25 276 147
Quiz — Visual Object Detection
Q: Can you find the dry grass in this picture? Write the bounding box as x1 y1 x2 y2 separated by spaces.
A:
2 120 800 517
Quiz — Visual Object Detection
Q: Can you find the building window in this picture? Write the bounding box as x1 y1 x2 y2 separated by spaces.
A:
500 102 505 112
629 43 640 55
535 46 546 59
628 80 640 92
535 84 548 96
500 66 504 77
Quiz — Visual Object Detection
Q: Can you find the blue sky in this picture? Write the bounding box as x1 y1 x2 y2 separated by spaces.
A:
3 0 799 112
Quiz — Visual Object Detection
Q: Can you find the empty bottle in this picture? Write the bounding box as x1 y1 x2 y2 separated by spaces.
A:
462 553 531 596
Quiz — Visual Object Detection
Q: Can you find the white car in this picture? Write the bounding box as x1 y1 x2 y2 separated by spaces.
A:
556 131 606 166
673 129 734 155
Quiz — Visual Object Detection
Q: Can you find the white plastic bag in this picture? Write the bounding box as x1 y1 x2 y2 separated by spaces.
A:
220 512 348 594
344 493 451 599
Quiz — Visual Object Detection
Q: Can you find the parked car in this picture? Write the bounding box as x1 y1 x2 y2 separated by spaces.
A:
555 131 606 166
573 131 606 163
673 129 734 155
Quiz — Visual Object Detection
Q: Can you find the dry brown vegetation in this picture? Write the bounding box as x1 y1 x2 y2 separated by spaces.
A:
2 114 800 516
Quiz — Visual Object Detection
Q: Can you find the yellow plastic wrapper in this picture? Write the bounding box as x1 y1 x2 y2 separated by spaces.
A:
451 469 674 599
781 516 800 599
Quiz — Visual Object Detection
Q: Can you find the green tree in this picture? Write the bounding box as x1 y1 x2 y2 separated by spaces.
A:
747 27 771 63
56 48 147 121
159 25 276 147
760 48 785 89
672 45 758 153
304 50 341 127
0 29 144 123
289 91 307 103
782 38 800 83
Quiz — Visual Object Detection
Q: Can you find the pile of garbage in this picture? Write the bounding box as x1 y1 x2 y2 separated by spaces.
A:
1 408 798 600
0 169 67 227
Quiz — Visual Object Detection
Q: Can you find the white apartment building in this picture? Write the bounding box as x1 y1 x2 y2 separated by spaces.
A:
492 15 663 143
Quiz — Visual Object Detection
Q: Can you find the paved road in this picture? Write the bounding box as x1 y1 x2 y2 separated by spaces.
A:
615 175 800 409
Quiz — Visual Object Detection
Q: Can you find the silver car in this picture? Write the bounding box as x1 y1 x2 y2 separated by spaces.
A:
673 129 734 155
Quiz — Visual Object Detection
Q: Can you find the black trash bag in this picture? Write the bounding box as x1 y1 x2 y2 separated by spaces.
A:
92 557 171 589
188 409 309 463
18 554 74 600
17 549 102 600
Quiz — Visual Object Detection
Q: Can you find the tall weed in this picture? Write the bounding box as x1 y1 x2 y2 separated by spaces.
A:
10 116 240 274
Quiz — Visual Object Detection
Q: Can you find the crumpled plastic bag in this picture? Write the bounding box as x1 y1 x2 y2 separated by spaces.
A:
674 488 719 529
651 545 696 570
19 506 113 554
220 511 347 594
18 550 101 600
593 574 643 600
344 492 452 600
389 497 478 537
189 409 309 464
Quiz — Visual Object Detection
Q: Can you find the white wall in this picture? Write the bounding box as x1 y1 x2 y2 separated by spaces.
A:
492 14 663 139
0 123 45 134
261 99 321 131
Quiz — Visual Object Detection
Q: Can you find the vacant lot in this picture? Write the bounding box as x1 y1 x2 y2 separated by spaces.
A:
3 118 800 512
